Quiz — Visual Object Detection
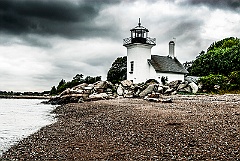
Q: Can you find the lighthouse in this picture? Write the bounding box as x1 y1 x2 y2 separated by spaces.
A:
123 19 188 84
123 19 156 83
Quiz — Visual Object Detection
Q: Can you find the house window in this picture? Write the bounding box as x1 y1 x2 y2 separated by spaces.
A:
130 61 134 74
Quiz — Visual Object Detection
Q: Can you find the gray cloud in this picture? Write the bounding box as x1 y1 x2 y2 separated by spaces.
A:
184 0 240 11
0 0 120 39
0 0 239 91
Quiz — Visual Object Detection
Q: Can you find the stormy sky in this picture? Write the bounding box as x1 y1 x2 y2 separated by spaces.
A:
0 0 239 92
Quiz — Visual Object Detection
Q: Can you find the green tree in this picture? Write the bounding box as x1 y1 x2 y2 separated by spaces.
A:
73 74 84 82
84 76 101 84
188 37 240 76
71 74 84 87
107 56 127 84
50 86 57 95
56 79 66 93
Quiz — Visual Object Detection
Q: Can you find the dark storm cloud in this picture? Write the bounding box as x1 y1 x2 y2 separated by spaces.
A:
174 19 202 39
184 0 240 11
0 0 120 38
156 15 204 44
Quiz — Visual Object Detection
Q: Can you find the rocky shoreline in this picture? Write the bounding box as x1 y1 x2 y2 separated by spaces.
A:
48 78 200 105
1 94 240 160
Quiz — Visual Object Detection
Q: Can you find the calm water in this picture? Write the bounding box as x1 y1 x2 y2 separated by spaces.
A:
0 99 56 156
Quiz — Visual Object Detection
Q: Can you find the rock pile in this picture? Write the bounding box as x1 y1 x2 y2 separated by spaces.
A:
48 79 199 105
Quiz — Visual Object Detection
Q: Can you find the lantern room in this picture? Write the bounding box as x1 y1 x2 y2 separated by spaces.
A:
123 18 156 46
130 18 149 43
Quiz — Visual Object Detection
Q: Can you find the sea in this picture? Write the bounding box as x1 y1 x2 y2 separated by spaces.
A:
0 98 56 156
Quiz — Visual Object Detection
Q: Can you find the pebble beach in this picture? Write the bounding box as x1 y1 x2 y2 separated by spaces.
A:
1 94 240 160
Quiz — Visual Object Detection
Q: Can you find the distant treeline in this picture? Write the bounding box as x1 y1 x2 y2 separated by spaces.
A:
0 91 50 96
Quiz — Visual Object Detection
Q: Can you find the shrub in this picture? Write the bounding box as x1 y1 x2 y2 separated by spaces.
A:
199 74 228 93
161 76 168 85
227 71 240 91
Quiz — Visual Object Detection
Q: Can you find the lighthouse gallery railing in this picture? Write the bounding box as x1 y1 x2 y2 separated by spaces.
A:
123 37 156 46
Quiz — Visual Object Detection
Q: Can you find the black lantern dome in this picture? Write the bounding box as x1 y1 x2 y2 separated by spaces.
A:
123 18 156 46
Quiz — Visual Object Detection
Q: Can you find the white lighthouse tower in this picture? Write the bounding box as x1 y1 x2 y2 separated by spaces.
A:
123 19 156 83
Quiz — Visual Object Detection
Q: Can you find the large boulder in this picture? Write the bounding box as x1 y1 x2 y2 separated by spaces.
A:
89 93 109 100
177 81 188 91
157 86 164 93
139 84 155 97
164 88 174 94
70 89 83 94
121 80 133 87
94 81 113 92
60 88 71 96
117 84 124 96
189 82 198 93
178 86 192 93
185 76 199 84
94 81 107 89
168 80 182 89
124 90 134 98
71 83 88 90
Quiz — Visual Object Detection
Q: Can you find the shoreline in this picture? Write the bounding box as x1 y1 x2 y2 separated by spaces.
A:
1 95 240 160
0 95 51 99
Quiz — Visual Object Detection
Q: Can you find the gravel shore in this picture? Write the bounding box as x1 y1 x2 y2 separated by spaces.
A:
1 95 240 160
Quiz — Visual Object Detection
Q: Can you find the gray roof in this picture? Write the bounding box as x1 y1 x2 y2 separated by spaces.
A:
148 55 188 74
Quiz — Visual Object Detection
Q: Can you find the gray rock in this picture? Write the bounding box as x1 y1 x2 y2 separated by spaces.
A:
139 84 155 97
178 86 191 93
89 93 109 99
189 82 198 94
84 86 93 90
162 85 170 90
168 80 182 89
214 85 221 90
72 83 88 90
94 81 113 89
148 93 160 98
177 82 188 91
60 88 71 96
171 91 177 95
145 97 160 102
69 89 81 94
124 90 134 98
157 86 164 93
198 82 203 89
161 98 173 103
164 88 174 94
117 85 124 96
94 81 105 88
185 76 200 84
106 88 112 92
78 97 84 103
184 86 192 93
121 80 133 87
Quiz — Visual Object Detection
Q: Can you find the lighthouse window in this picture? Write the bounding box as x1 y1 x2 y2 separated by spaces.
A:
130 61 134 73
136 30 142 37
